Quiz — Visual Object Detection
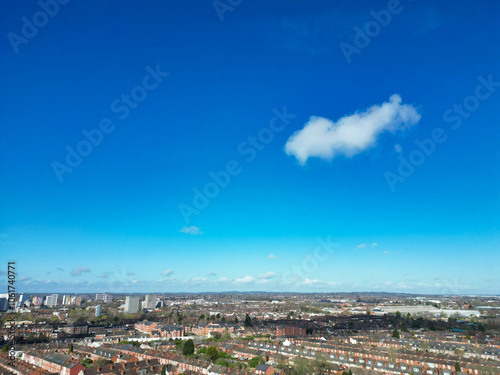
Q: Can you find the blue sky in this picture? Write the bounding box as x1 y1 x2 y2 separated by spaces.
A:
0 0 499 294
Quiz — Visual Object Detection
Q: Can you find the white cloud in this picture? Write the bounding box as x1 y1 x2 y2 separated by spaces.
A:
268 253 277 259
70 267 91 276
208 271 216 276
383 251 389 255
258 271 276 279
285 94 421 165
234 276 255 284
371 242 378 247
156 277 177 284
301 278 336 287
394 144 402 153
217 277 230 283
184 277 206 286
162 269 174 277
98 273 109 278
180 226 203 235
356 243 367 249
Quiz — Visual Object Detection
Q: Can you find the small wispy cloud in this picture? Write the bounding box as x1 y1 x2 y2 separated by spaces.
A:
268 253 277 259
184 277 206 286
180 226 203 235
356 243 367 249
208 271 216 276
301 278 336 287
47 267 64 275
371 242 378 247
234 275 255 284
70 267 91 276
98 273 109 278
162 269 174 277
258 271 276 279
285 95 421 165
127 272 135 276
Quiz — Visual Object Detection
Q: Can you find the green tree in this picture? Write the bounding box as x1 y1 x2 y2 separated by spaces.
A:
1 344 8 352
234 317 238 323
50 316 60 329
221 316 226 322
207 346 219 361
68 344 74 354
38 333 48 342
248 356 265 368
312 353 331 374
455 362 461 372
161 365 166 375
81 358 93 367
183 339 195 356
392 328 400 339
401 321 409 332
215 359 230 367
244 314 253 327
294 357 311 375
466 333 471 340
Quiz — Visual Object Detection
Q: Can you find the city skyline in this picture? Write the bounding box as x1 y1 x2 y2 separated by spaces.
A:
1 0 499 295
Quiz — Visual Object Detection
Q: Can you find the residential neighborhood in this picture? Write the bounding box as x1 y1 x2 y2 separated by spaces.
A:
2 293 500 375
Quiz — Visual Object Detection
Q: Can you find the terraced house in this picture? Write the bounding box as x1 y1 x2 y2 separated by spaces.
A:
134 321 185 338
189 322 236 336
22 351 85 375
